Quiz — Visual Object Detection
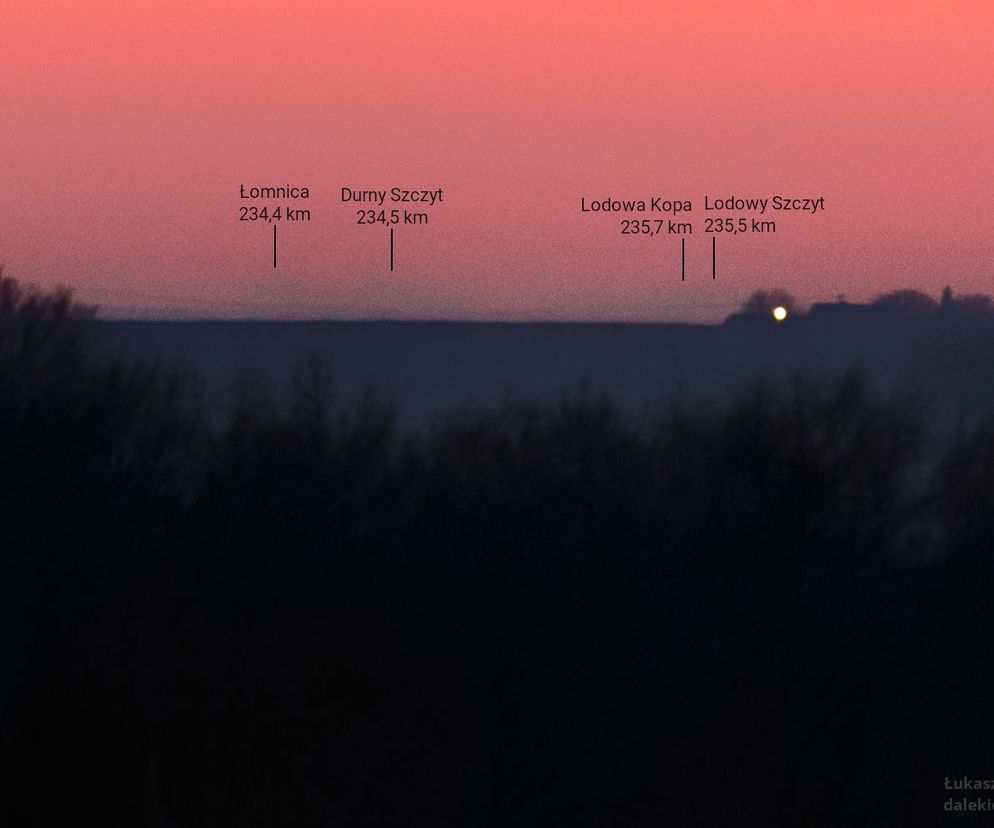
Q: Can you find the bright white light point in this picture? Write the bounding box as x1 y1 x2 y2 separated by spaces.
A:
772 306 788 322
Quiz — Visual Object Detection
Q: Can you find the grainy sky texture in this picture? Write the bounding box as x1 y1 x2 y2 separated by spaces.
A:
2 2 992 319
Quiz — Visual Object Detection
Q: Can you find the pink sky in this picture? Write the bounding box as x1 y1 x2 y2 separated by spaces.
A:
2 1 992 320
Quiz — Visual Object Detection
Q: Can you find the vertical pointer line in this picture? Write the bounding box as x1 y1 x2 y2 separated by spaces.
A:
681 237 685 281
390 228 394 272
273 225 277 268
712 236 716 279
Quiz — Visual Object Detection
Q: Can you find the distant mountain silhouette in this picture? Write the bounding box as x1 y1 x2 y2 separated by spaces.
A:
85 287 994 442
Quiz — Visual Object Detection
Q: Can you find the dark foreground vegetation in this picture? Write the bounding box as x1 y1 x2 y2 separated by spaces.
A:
3 279 994 825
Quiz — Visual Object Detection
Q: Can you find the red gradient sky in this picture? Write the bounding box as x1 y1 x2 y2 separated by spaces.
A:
2 1 992 320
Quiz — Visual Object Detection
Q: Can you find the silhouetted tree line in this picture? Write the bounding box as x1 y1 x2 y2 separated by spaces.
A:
3 276 994 826
738 284 994 320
